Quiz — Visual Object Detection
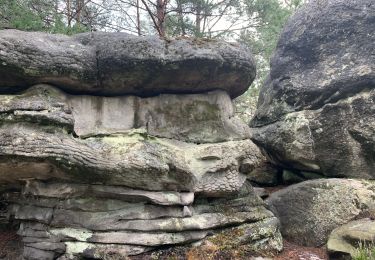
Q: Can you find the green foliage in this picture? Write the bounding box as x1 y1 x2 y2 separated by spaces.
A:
241 0 302 81
234 0 303 122
165 0 243 38
0 0 89 34
165 13 196 36
247 1 288 56
0 0 46 31
353 241 375 260
54 23 90 35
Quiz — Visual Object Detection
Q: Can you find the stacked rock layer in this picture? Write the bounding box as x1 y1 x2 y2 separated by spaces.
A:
0 31 281 259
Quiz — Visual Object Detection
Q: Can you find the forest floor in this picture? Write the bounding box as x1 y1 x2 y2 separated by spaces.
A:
0 228 329 260
274 241 328 260
128 239 328 260
0 229 21 260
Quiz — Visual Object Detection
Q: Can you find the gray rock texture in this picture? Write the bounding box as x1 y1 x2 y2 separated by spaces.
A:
0 35 282 259
267 179 375 247
0 85 259 194
327 218 375 258
0 30 255 98
10 181 281 260
247 162 280 186
250 0 375 178
0 84 249 142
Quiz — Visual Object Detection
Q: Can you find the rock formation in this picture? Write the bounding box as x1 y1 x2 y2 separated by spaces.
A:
0 30 282 259
246 0 375 255
250 0 375 179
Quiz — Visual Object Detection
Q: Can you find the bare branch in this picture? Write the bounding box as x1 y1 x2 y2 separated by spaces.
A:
140 0 163 36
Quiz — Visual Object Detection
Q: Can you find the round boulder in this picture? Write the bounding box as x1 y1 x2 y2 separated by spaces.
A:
250 0 375 178
266 179 375 247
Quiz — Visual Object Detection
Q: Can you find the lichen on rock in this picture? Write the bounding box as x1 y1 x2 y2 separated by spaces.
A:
250 0 375 179
0 30 281 260
267 179 375 247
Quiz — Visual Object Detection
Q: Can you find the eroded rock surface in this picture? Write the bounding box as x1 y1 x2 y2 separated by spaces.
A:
327 218 375 259
250 0 375 178
0 32 282 259
8 181 280 259
0 30 255 98
0 85 259 193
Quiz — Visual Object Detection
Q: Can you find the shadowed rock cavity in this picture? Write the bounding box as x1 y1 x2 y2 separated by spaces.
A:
250 0 375 178
0 31 282 259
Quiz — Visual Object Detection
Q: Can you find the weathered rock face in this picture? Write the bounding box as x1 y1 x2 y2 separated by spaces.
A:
327 218 375 259
0 85 256 192
0 31 281 259
267 179 375 247
0 30 255 98
250 0 375 178
9 182 281 259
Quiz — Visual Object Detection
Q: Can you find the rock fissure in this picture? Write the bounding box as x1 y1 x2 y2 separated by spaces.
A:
251 86 375 129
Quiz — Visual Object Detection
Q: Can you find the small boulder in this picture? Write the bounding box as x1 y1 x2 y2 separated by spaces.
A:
327 219 375 259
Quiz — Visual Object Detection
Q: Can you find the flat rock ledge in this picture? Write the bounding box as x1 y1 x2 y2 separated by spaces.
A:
7 180 281 260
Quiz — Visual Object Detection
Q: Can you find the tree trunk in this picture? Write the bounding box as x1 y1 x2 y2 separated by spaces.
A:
176 0 185 35
156 0 166 37
195 2 202 37
67 0 72 27
75 0 86 25
137 0 141 35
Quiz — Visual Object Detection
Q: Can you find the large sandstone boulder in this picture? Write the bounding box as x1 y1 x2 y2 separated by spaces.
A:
0 31 282 259
0 30 255 98
267 179 375 247
250 0 375 178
